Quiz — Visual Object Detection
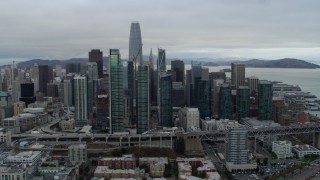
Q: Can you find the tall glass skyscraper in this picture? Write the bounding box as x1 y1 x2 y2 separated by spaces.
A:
128 22 143 125
109 49 124 133
171 60 185 85
159 74 173 127
74 75 88 127
236 86 250 120
137 65 150 134
219 84 232 119
258 80 273 120
226 126 249 164
157 48 166 73
191 61 202 106
198 79 211 119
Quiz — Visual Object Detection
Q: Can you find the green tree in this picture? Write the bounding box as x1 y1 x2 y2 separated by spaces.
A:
256 158 261 165
263 157 268 166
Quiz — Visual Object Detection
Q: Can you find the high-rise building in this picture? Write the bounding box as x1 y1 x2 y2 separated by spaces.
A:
74 75 88 127
172 82 186 107
137 65 149 134
66 63 81 74
89 49 103 78
231 63 245 89
38 65 53 95
191 61 202 106
159 74 173 127
147 49 157 105
68 144 87 165
128 22 143 125
258 80 273 120
178 107 199 132
198 79 211 119
157 48 166 73
87 62 99 113
211 79 224 116
19 83 36 106
226 126 249 165
63 79 73 106
209 72 226 82
186 69 192 106
171 60 184 85
46 83 59 97
247 76 259 94
219 85 232 119
94 92 109 131
109 49 124 133
236 86 250 120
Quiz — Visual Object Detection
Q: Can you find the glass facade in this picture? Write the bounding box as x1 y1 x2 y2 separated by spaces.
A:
219 85 232 119
236 86 250 120
74 75 88 127
226 127 249 164
109 49 124 133
159 74 173 127
137 65 149 134
198 79 211 119
258 80 273 120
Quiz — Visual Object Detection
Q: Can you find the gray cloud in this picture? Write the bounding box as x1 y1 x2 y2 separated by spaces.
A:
0 0 319 64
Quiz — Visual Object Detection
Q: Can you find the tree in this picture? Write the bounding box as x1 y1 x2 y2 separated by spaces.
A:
263 157 268 166
256 158 261 165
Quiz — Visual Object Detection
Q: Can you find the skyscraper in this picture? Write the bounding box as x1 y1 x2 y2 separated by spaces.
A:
247 76 259 94
62 79 73 107
87 62 98 113
159 74 173 127
19 83 36 106
74 75 88 127
219 84 232 119
198 79 211 119
226 126 249 165
258 80 273 120
94 92 109 131
191 61 202 106
157 48 166 73
109 49 124 133
171 60 184 85
128 22 143 125
38 65 53 95
231 63 245 89
89 49 103 79
137 65 149 134
236 86 250 120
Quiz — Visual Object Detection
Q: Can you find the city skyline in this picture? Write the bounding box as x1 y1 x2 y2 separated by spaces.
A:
0 0 320 64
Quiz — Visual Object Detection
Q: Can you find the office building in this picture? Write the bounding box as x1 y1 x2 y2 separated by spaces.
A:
219 85 232 119
258 80 273 120
171 60 184 85
94 93 109 131
247 76 259 94
38 65 53 95
209 72 226 82
211 79 224 116
272 141 293 159
186 69 192 107
46 83 59 97
63 79 73 106
198 79 211 119
0 167 26 180
6 151 42 165
89 49 103 78
292 144 320 158
157 48 166 73
147 49 157 105
87 62 99 113
0 128 11 145
74 75 88 127
191 61 202 106
137 65 149 134
236 86 250 120
109 49 124 133
68 144 87 165
172 82 186 107
129 22 143 66
13 101 25 116
231 63 245 88
159 74 173 127
178 107 199 132
66 63 81 74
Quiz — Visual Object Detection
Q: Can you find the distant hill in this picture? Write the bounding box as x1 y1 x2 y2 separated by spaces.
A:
0 57 318 69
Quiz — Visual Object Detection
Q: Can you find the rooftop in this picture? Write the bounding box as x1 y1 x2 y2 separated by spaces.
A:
292 144 320 152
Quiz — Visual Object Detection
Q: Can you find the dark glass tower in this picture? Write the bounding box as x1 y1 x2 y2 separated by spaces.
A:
109 49 124 133
219 85 232 119
20 83 36 105
159 74 173 127
137 65 149 134
198 79 211 119
171 60 184 85
236 86 250 120
38 65 53 95
89 49 103 78
258 80 273 120
191 61 202 106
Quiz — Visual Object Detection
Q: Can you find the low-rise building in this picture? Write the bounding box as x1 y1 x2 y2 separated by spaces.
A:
98 154 136 169
178 107 200 132
0 128 11 146
0 166 27 180
59 118 75 131
272 141 293 159
6 151 42 165
292 144 320 158
93 166 146 179
1 117 20 134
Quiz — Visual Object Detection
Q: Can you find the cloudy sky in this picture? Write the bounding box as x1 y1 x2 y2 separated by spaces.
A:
0 0 319 64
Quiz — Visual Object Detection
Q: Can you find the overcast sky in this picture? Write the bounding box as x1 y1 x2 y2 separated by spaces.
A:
0 0 320 64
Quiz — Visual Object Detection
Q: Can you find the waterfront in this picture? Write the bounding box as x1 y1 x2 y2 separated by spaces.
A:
173 65 320 99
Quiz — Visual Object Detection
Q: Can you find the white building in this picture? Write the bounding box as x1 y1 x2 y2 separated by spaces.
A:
59 118 75 131
0 167 26 180
272 141 293 159
0 128 11 146
6 151 42 165
201 118 216 132
68 144 87 165
178 107 200 132
292 144 320 158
